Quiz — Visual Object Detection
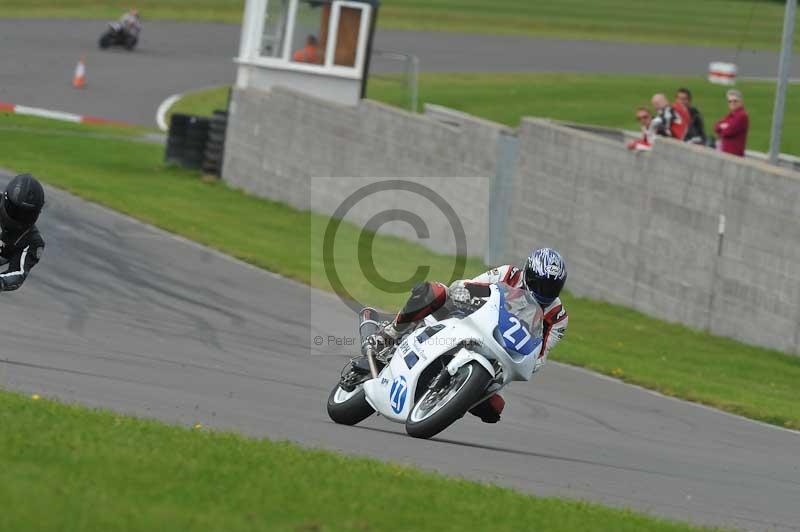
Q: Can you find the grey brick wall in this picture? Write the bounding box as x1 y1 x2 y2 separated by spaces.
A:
223 86 507 257
223 87 800 355
508 119 800 355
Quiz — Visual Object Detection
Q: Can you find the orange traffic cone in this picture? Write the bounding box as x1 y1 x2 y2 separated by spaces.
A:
72 56 86 89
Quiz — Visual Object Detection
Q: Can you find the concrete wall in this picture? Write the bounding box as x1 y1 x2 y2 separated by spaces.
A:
223 86 509 257
223 86 800 355
508 119 800 355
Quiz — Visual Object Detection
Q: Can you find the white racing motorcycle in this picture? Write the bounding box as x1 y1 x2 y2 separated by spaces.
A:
327 282 544 439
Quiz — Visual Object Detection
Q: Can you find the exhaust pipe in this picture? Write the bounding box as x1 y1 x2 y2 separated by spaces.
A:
358 307 381 378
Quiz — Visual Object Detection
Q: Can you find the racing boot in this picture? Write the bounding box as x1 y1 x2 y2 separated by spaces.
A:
469 394 505 423
352 281 448 375
369 280 449 350
366 321 407 360
371 281 448 352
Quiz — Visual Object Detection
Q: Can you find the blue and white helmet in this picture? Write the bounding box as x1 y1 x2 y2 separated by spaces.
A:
523 248 567 307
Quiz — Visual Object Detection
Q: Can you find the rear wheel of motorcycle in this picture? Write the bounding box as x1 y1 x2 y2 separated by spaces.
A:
405 361 491 439
98 33 113 49
327 384 374 426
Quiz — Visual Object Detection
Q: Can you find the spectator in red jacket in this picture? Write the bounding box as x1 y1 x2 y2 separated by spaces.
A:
714 90 749 157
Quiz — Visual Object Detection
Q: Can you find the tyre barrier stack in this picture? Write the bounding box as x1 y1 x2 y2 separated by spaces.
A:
165 112 228 177
201 110 228 177
165 114 211 171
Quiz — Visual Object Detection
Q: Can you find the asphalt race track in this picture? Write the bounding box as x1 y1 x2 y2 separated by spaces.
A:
0 173 798 531
1 19 799 126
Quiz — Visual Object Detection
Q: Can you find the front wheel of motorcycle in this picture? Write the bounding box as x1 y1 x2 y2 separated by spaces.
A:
405 361 492 439
327 383 374 426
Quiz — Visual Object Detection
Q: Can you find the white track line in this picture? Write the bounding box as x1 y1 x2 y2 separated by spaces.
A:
1 101 129 126
13 105 82 123
155 93 183 132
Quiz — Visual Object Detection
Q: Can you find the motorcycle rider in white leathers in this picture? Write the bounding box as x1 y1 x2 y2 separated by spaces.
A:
119 9 142 36
369 248 569 423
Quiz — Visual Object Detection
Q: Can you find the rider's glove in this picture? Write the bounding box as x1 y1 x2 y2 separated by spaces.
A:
448 280 471 305
367 333 388 353
365 321 403 355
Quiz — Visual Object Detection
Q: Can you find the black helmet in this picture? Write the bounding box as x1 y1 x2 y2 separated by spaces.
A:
524 248 567 307
0 174 45 233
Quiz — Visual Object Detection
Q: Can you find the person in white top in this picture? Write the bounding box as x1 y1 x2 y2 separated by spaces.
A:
119 9 142 36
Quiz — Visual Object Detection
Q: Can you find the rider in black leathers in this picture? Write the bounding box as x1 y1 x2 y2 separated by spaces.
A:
0 174 46 292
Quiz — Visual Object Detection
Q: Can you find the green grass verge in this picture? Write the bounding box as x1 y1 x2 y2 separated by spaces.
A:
1 112 799 431
171 73 800 155
165 86 231 128
0 391 722 532
380 0 798 50
2 0 799 51
168 86 231 120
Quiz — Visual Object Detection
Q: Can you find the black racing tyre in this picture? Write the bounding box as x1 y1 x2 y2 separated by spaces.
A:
405 361 491 439
186 131 209 144
125 35 138 51
182 149 204 158
98 32 114 49
182 157 204 168
208 132 225 143
164 152 183 164
182 141 206 152
169 114 192 132
183 154 205 164
327 384 374 426
167 136 185 147
166 145 185 159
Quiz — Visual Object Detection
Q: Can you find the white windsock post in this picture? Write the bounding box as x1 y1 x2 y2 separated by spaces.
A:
768 0 797 165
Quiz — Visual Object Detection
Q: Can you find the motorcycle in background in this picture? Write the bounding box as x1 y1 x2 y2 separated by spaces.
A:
98 20 140 51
